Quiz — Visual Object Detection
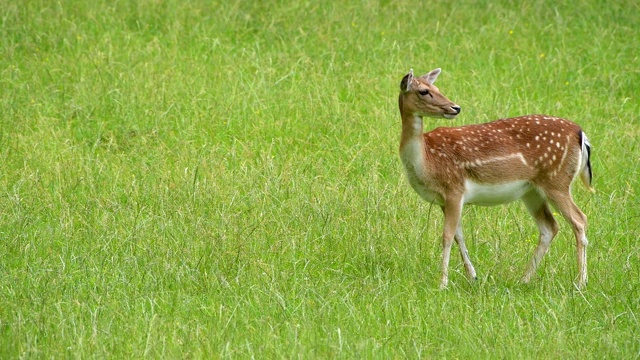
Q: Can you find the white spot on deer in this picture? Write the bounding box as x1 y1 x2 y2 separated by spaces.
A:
517 153 529 166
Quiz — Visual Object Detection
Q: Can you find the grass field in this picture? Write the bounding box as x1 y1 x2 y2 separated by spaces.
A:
1 0 639 358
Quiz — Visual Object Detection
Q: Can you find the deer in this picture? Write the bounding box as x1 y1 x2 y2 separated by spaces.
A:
398 68 593 289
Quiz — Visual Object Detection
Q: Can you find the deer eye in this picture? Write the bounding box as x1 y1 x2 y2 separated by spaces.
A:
419 89 430 96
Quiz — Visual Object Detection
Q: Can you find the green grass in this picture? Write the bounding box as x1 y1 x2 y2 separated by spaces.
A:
1 0 639 358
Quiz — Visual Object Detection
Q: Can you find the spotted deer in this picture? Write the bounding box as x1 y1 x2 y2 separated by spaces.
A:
398 68 593 289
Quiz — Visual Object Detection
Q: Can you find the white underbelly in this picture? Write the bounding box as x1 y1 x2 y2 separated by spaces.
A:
463 180 531 206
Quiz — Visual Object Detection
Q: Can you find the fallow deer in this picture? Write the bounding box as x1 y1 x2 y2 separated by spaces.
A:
398 68 593 289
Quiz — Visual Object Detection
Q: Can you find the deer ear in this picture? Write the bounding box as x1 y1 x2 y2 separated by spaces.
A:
421 68 441 85
400 69 414 92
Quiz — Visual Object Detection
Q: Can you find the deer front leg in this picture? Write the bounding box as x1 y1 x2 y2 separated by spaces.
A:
455 223 477 282
440 198 463 289
442 206 477 282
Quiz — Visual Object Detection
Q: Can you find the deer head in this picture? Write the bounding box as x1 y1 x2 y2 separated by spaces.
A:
399 68 461 119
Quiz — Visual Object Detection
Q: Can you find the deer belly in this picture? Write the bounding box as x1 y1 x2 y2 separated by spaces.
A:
463 180 531 206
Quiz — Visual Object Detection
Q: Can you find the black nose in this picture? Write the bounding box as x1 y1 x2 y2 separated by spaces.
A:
451 105 461 114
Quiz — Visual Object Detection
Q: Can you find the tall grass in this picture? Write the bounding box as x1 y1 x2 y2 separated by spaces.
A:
1 0 638 358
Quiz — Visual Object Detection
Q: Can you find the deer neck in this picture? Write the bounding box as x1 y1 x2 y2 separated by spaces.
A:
399 94 426 144
399 98 431 183
399 112 427 166
399 108 443 204
401 114 424 141
399 100 427 154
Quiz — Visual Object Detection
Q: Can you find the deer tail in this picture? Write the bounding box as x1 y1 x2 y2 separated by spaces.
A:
579 131 595 193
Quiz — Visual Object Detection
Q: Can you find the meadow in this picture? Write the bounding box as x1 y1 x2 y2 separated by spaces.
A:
0 0 638 358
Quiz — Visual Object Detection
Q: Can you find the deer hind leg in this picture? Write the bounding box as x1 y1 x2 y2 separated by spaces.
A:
546 189 588 288
521 190 559 283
